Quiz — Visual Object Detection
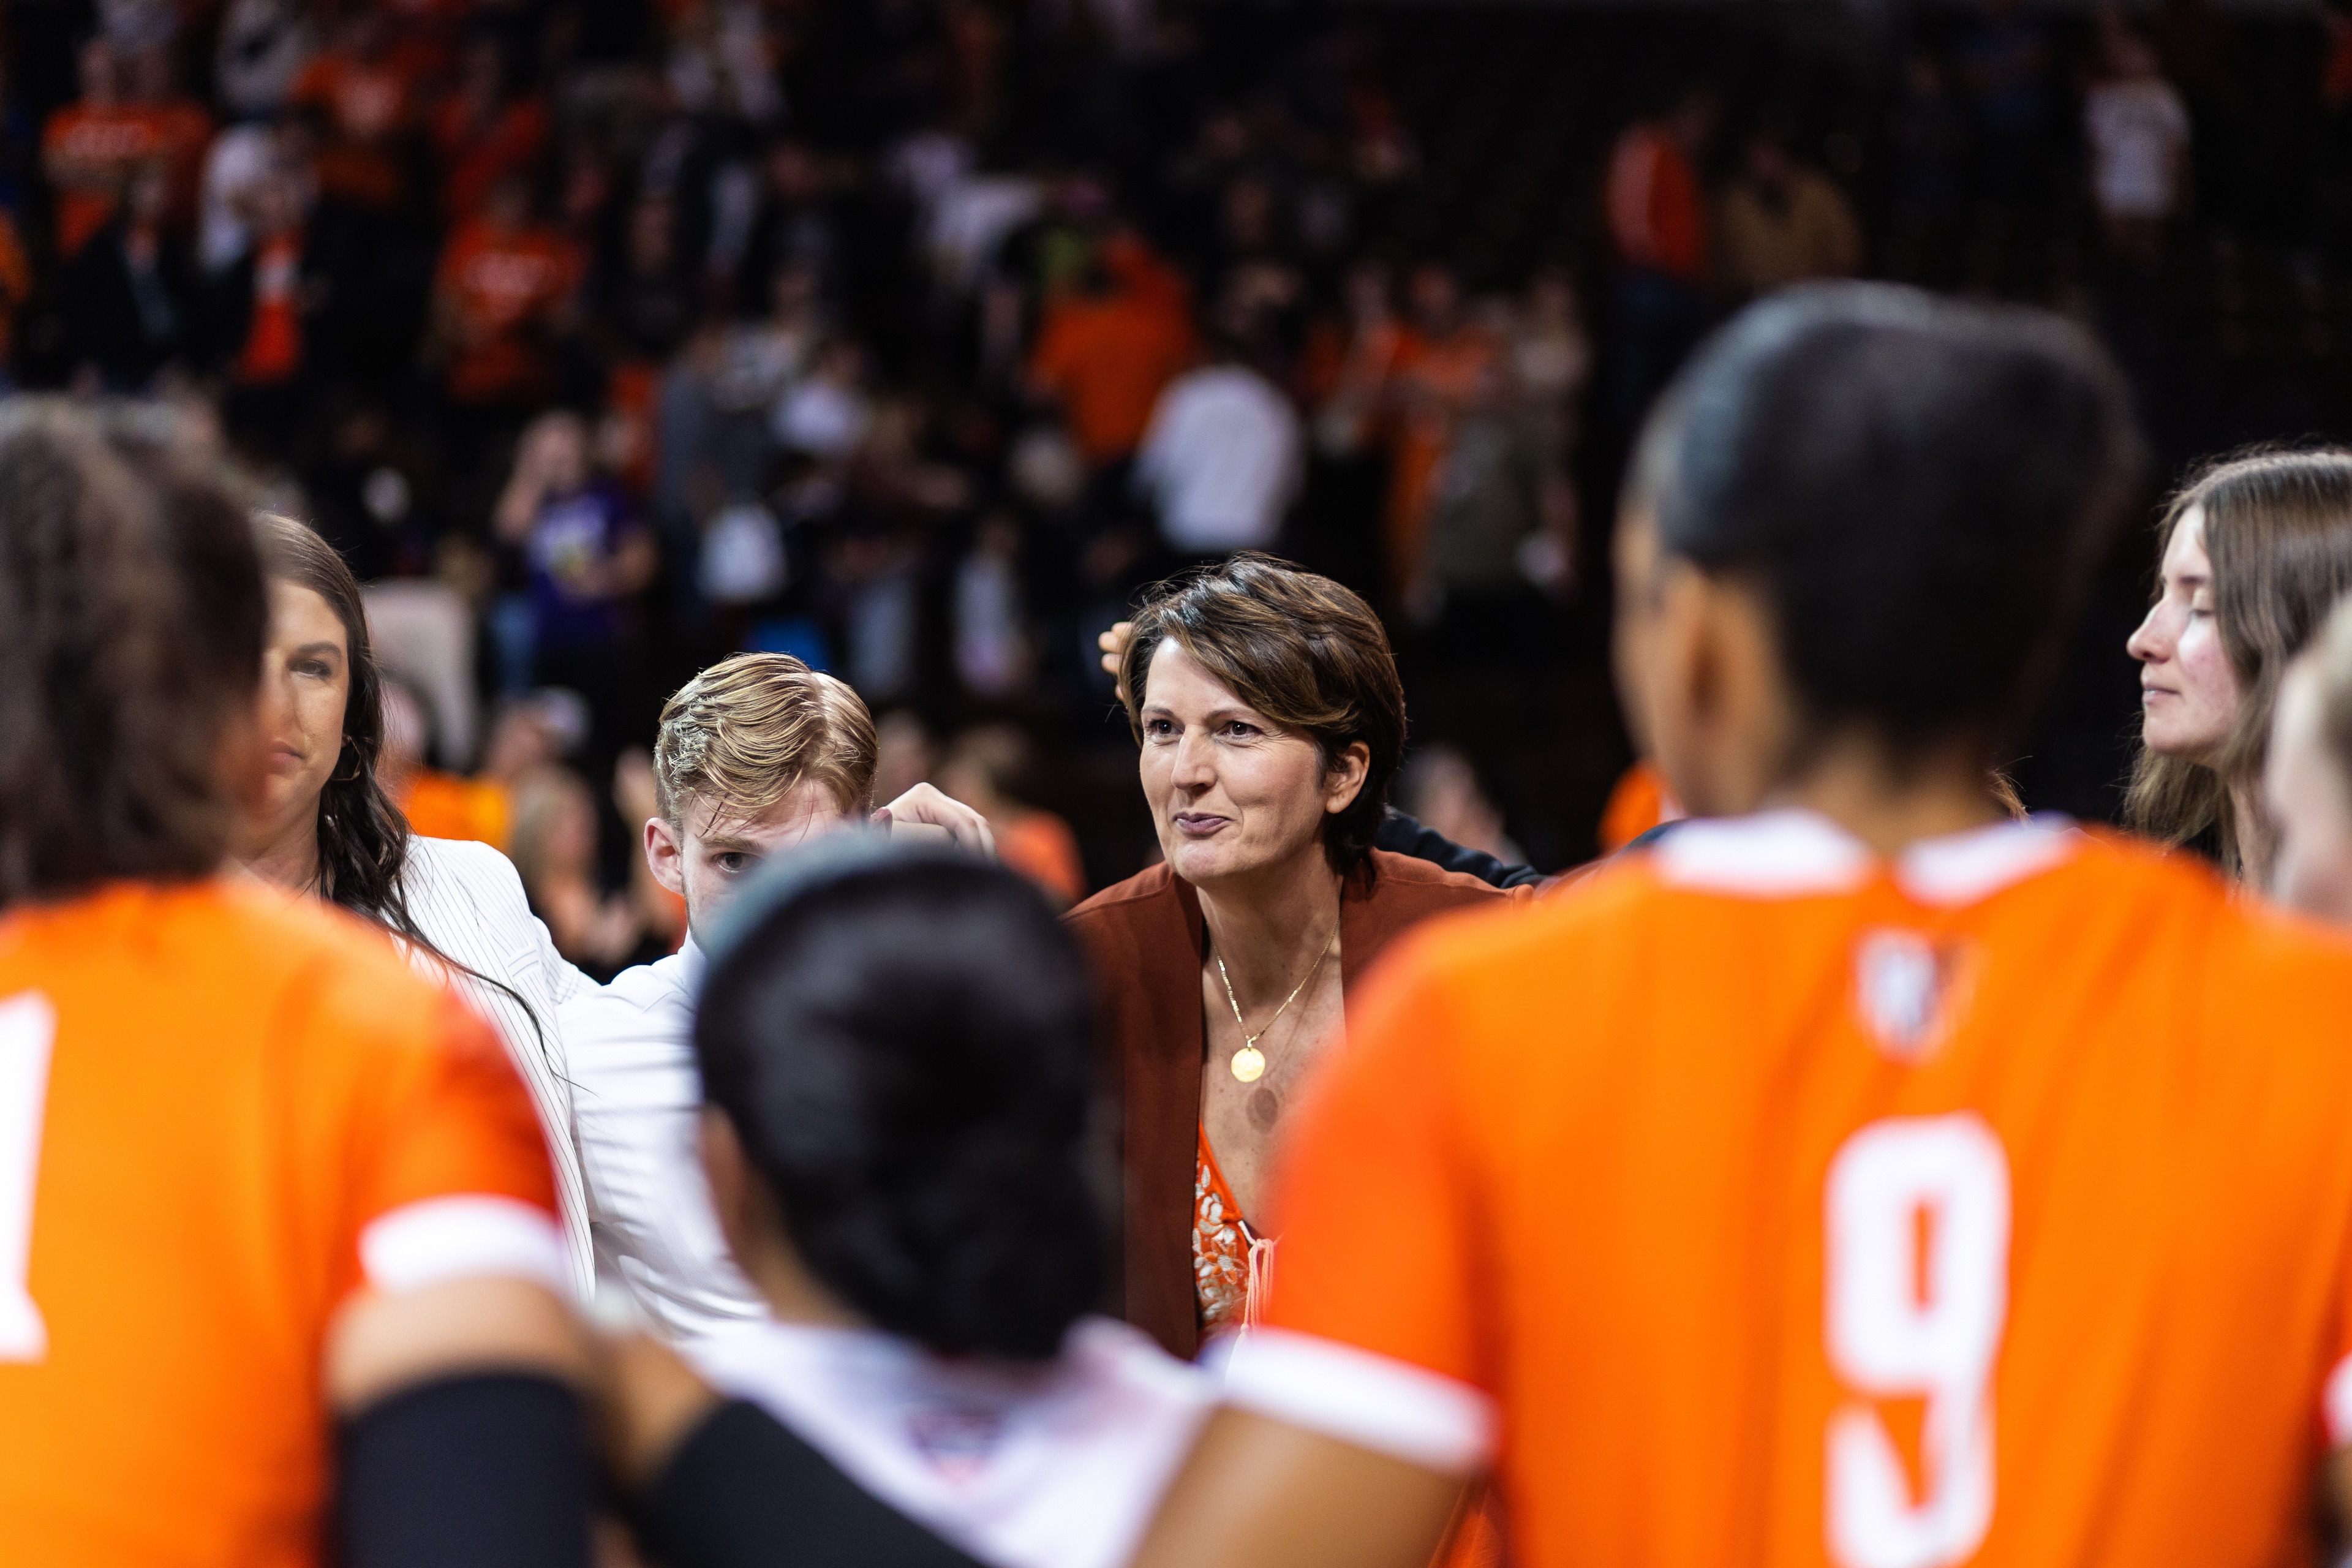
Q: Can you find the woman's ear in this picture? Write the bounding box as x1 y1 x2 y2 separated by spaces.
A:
1322 740 1373 815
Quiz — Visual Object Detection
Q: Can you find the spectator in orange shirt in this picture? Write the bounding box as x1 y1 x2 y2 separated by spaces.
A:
42 37 165 258
432 35 548 225
123 43 211 232
1602 85 1717 436
1026 232 1196 470
430 174 581 410
1384 262 1499 603
380 679 514 851
292 11 421 214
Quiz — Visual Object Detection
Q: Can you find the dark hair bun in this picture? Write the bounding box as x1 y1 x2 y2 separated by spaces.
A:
694 856 1105 1360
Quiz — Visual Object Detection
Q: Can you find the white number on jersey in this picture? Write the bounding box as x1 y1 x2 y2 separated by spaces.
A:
0 992 56 1362
1824 1114 2011 1568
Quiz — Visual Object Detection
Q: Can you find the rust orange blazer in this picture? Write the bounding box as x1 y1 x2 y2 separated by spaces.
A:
1065 849 1525 1358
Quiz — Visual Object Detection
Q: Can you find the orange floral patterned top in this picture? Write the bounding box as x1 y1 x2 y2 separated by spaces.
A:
1194 1125 1273 1337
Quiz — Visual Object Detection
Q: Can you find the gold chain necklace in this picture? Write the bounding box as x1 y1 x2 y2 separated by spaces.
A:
1214 928 1335 1083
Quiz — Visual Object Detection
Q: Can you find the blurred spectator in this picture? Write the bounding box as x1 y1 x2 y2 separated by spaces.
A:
507 764 647 977
208 166 319 445
592 192 697 364
1133 303 1303 560
736 137 841 309
214 0 315 120
1385 262 1500 601
1713 118 1863 298
1603 85 1716 435
291 12 421 216
937 724 1088 907
430 175 581 411
198 118 312 276
492 410 656 752
431 35 546 226
2086 34 2192 270
1510 268 1593 450
62 162 190 391
954 511 1035 699
124 45 209 231
1415 349 1572 639
379 679 512 849
43 38 165 259
1395 744 1522 865
1025 232 1195 470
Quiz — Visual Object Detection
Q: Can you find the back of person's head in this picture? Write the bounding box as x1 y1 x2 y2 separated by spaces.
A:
694 842 1104 1361
2128 448 2352 856
1630 282 2140 770
652 654 877 830
1118 552 1406 875
0 399 266 907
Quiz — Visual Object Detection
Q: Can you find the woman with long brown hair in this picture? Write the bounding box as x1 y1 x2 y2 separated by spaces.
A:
235 512 598 1293
2126 450 2352 883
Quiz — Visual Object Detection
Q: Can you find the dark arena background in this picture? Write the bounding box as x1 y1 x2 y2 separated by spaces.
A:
3 0 2338 947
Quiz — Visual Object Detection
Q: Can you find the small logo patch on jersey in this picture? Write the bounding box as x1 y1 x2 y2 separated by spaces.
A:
1854 929 1974 1060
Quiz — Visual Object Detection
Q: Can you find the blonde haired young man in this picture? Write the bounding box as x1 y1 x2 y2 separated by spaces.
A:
562 654 990 1341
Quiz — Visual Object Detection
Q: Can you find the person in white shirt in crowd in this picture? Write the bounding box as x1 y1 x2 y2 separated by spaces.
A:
2084 32 2190 270
1133 300 1302 562
563 652 992 1343
607 836 1212 1568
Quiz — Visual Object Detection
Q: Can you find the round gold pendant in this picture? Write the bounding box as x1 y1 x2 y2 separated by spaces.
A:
1229 1046 1266 1083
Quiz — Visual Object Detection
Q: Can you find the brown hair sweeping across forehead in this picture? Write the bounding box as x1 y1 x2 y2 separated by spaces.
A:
0 399 267 907
654 653 880 829
2127 448 2352 871
1119 552 1406 877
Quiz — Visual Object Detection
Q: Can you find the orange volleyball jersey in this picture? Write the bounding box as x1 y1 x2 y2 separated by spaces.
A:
0 880 561 1568
1239 813 2352 1568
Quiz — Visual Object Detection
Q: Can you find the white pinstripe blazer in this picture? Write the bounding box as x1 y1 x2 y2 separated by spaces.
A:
398 836 596 1297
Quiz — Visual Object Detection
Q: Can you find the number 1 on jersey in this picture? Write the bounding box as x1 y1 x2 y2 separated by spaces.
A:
1825 1114 2011 1568
0 992 56 1362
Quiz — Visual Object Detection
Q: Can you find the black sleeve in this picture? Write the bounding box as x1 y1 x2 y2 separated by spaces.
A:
1375 807 1548 890
336 1372 592 1568
636 1399 989 1568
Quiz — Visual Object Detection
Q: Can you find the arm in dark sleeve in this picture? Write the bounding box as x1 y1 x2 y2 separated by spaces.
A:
636 1400 989 1568
1376 808 1547 891
337 1373 592 1568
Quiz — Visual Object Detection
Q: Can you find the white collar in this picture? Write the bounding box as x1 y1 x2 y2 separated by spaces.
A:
677 932 707 993
1651 809 2078 907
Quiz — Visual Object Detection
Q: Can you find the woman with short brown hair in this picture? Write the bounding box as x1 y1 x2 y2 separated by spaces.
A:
2127 450 2352 881
1069 553 1526 1359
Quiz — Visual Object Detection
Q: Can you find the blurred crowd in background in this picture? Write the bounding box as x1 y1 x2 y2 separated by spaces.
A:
4 0 2351 972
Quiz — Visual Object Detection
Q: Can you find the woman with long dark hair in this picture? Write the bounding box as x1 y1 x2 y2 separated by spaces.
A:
235 512 597 1292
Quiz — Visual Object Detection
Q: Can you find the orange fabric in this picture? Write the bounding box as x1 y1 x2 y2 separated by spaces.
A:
1194 1125 1263 1336
1384 325 1500 589
237 233 304 384
1605 124 1706 282
398 771 513 851
1597 760 1683 854
42 104 169 257
1268 831 2352 1568
997 811 1086 905
435 218 578 405
432 95 549 223
1027 286 1194 466
293 56 417 210
0 210 33 362
0 880 554 1568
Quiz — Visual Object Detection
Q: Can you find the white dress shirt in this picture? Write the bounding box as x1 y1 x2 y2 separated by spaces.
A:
396 837 598 1297
561 938 769 1341
690 1316 1213 1568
